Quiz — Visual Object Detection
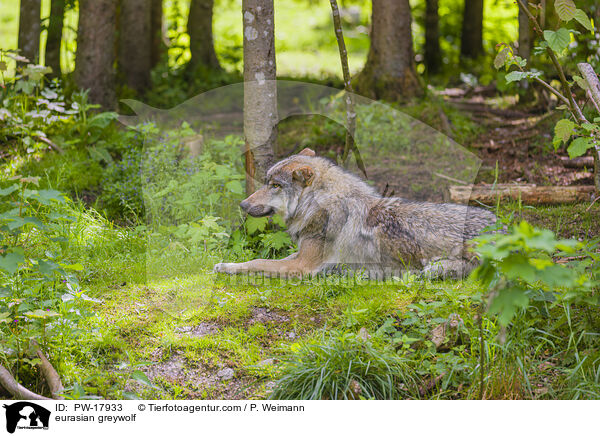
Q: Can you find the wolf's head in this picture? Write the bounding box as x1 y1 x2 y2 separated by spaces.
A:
240 148 319 220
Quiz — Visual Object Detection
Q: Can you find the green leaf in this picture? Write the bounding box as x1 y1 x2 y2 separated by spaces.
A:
88 146 113 164
245 216 268 235
573 9 594 31
20 176 40 186
24 309 60 319
572 75 589 90
0 252 25 275
554 119 576 143
36 259 63 276
488 286 530 326
131 370 155 388
23 65 52 81
500 253 537 283
0 184 19 197
225 180 243 195
505 71 528 83
494 47 510 70
555 0 576 21
536 264 578 288
567 137 593 158
35 189 66 205
544 28 571 53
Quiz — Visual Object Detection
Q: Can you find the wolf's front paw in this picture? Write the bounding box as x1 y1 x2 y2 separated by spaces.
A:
213 262 239 274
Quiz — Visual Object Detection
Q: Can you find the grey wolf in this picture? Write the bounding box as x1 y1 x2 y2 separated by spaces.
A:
214 148 496 279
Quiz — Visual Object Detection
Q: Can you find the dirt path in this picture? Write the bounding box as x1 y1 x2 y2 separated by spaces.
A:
448 95 594 187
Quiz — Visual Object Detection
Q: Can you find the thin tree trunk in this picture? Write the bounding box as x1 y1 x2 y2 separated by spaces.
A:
119 0 153 93
355 0 422 101
425 0 441 74
460 0 484 59
243 0 277 194
518 0 534 102
75 0 118 110
329 0 366 178
188 0 221 70
18 0 42 64
150 0 164 68
45 0 65 76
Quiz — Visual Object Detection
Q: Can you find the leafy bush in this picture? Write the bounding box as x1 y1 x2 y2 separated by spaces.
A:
0 177 93 386
473 220 597 325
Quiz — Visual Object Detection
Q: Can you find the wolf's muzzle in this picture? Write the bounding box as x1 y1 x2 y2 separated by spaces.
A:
240 200 274 217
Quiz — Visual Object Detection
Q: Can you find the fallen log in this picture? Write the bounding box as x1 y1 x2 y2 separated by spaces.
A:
449 184 596 205
0 365 50 400
559 156 594 169
31 340 64 399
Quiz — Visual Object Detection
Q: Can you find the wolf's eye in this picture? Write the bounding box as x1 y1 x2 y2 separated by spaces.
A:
271 183 281 189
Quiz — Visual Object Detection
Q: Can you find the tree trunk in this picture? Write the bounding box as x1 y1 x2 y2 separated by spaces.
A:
150 0 164 68
45 0 65 76
355 0 422 101
460 0 484 59
518 0 534 102
118 0 152 93
75 0 118 110
243 0 277 194
188 0 221 70
424 0 441 74
17 0 41 64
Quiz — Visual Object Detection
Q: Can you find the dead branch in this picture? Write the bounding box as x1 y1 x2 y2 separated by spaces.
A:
0 365 50 400
31 340 64 399
576 62 600 193
559 156 594 168
36 136 64 153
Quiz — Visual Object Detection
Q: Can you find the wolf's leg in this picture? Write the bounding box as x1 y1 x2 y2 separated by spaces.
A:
422 258 477 280
214 239 323 277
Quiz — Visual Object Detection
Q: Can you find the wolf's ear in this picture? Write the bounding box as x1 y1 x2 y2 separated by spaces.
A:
298 148 316 157
292 166 314 186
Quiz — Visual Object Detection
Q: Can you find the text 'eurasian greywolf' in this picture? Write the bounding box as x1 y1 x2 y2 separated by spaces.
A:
214 148 496 279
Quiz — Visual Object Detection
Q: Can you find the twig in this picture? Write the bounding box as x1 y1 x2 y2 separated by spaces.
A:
36 135 64 153
434 172 468 185
329 0 367 179
31 340 64 399
0 365 50 400
585 194 599 212
516 0 587 123
532 77 570 107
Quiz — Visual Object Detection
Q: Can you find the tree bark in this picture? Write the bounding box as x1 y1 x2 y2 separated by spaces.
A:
119 0 153 93
424 0 441 74
518 0 535 102
75 0 118 110
460 0 484 59
243 0 277 194
17 0 42 64
355 0 422 101
150 0 164 68
188 0 221 70
45 0 65 76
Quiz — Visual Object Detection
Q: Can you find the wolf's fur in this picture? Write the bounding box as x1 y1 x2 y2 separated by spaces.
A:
214 148 496 279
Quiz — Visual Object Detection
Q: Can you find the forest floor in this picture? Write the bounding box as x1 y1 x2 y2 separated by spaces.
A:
78 92 599 400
